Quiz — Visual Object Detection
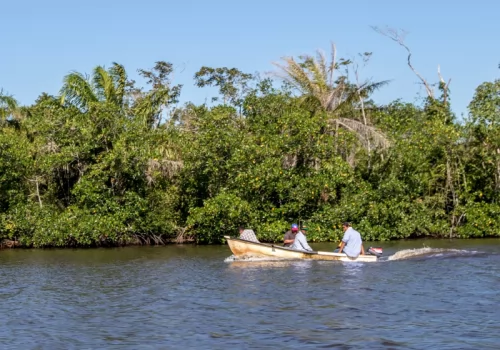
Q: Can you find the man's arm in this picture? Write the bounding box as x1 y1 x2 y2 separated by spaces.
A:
360 244 365 255
337 241 346 254
338 230 349 253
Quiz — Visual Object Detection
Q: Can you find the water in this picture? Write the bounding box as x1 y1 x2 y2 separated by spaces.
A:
0 239 499 349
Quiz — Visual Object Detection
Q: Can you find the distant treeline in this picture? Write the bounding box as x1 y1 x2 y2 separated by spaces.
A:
1 35 499 247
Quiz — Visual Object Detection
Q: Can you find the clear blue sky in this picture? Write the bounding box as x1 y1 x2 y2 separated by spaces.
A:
1 0 498 118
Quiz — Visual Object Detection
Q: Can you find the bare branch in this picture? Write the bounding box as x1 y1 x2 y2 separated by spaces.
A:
352 59 370 154
371 26 434 99
437 65 452 89
28 177 43 208
437 65 445 84
437 65 452 105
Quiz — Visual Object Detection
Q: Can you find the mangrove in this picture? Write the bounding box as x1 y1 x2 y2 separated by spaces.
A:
1 41 500 248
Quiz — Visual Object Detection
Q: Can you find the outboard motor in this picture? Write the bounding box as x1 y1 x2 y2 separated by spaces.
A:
367 247 383 257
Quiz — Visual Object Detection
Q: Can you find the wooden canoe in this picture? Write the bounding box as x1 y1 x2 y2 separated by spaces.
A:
224 236 378 262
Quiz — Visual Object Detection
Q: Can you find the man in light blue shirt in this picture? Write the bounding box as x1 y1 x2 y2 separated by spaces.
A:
337 222 365 258
290 224 313 252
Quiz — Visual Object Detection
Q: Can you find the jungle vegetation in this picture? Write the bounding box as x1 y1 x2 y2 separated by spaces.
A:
1 33 499 247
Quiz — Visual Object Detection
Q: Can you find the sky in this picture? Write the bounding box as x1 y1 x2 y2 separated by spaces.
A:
1 0 499 118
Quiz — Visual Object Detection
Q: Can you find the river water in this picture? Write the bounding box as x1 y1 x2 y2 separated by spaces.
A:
0 239 499 349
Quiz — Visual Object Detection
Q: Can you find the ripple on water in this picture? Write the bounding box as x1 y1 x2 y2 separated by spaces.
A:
0 242 499 349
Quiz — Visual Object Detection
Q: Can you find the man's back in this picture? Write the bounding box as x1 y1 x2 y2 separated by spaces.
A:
290 232 313 251
342 227 362 258
283 230 295 247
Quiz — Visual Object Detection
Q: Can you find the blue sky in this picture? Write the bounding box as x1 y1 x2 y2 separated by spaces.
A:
1 0 498 118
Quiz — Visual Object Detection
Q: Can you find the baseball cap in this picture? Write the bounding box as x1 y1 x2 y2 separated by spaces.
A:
291 223 298 231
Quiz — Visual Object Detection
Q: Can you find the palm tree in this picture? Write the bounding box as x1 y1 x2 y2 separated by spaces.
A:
0 90 20 122
272 43 390 152
60 62 127 110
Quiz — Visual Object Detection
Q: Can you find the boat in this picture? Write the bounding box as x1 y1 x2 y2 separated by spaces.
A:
224 236 381 262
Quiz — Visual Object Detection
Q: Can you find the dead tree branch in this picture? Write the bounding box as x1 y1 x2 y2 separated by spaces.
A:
437 65 452 104
371 26 435 99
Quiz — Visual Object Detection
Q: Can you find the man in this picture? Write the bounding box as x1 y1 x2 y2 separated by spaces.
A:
300 224 308 234
238 226 259 243
290 224 313 252
336 222 365 258
283 223 299 247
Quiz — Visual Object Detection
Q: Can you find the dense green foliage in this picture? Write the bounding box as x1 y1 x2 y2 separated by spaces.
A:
1 49 499 247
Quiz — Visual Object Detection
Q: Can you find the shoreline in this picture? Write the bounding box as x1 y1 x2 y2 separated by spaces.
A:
2 236 499 250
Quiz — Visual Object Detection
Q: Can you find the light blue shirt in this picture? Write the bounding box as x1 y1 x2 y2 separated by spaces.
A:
290 232 313 251
341 227 362 258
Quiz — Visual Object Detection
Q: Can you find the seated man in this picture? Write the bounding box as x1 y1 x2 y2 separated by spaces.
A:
290 224 313 252
238 226 259 243
283 223 298 247
336 222 365 258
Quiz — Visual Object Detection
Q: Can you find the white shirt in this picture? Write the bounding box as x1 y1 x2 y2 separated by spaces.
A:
342 227 362 258
290 232 313 251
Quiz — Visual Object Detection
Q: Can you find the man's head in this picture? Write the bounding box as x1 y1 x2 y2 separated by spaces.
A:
301 224 308 234
291 223 299 232
342 222 351 232
238 226 245 233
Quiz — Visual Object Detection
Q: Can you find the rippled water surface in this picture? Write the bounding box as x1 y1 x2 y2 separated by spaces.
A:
1 239 499 349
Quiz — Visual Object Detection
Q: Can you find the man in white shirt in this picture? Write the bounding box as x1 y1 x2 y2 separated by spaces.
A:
337 222 365 258
290 224 313 252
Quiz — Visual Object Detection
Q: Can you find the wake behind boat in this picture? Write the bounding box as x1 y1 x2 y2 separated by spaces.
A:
224 236 382 262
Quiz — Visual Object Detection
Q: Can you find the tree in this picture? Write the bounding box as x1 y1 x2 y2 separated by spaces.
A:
0 90 19 121
60 62 128 110
467 79 500 197
371 26 451 106
272 43 390 154
194 66 253 112
133 61 183 128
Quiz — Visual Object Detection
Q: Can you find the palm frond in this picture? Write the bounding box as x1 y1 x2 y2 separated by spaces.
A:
133 87 172 125
327 42 337 87
315 49 328 85
306 54 328 93
109 62 127 107
324 79 349 112
272 57 317 96
0 91 18 110
60 72 98 110
332 117 390 150
272 43 391 154
357 79 392 97
0 90 19 120
93 66 116 104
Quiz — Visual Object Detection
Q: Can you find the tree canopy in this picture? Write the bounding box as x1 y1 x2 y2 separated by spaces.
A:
1 43 499 248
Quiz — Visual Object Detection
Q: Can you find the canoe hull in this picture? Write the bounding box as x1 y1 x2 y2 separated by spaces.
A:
224 236 377 262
